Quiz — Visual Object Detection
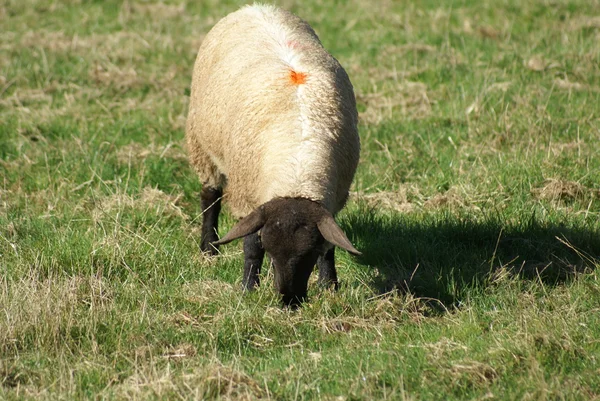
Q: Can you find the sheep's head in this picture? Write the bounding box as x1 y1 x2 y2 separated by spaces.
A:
214 197 360 306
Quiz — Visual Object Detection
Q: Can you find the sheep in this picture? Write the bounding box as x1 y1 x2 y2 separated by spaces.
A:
185 4 361 305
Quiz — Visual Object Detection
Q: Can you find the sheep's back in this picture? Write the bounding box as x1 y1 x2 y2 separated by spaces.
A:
187 5 359 217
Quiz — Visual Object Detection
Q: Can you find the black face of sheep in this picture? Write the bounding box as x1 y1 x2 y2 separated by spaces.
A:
214 197 360 306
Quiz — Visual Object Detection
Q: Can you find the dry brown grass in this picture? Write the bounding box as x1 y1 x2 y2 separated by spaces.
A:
123 1 186 20
116 142 187 165
568 16 600 30
448 360 498 385
113 362 267 400
350 188 416 213
531 179 597 204
554 78 594 92
351 184 486 214
0 274 112 353
179 279 236 305
92 187 187 222
357 81 432 124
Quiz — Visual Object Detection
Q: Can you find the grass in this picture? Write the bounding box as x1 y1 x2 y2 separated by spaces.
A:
1 0 600 399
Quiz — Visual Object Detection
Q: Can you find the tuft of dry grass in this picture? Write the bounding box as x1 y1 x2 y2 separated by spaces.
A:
423 187 478 211
554 78 594 92
125 1 186 19
350 188 415 213
0 274 112 353
113 362 267 400
448 360 498 385
531 179 597 204
115 142 187 165
568 16 600 30
357 81 432 124
92 187 187 222
351 184 485 213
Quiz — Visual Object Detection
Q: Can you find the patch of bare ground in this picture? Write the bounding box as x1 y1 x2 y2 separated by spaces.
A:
531 179 598 204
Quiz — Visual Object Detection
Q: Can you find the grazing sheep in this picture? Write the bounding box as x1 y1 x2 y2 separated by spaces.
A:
186 4 361 305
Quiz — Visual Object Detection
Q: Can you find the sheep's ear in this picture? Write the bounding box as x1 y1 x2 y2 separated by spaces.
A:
214 207 265 245
317 214 361 256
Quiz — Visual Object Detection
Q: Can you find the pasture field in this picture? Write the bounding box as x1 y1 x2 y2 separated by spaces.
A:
1 0 600 399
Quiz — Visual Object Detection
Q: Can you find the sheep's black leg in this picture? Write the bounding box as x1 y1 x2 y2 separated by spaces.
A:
243 232 264 290
200 186 222 255
317 247 338 290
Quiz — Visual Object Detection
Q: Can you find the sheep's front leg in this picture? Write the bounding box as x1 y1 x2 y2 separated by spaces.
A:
243 232 264 290
200 186 222 255
317 248 338 290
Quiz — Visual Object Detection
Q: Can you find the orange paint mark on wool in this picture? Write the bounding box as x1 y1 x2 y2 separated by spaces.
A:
289 70 307 85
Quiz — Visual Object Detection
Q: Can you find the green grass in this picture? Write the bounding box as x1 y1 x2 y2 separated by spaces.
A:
2 0 600 399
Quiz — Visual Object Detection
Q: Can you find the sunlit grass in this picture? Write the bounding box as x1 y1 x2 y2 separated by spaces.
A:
1 0 600 399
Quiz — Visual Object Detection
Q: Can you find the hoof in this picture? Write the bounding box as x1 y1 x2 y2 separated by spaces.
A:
200 241 219 256
317 278 339 291
281 294 306 308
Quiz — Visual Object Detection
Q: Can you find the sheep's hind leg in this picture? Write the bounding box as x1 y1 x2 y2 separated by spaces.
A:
317 248 338 290
243 232 264 290
200 186 222 255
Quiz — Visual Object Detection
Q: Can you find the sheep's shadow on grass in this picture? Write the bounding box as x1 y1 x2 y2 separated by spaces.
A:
345 210 600 310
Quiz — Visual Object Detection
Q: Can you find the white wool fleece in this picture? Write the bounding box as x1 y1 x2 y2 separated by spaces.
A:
186 4 360 218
